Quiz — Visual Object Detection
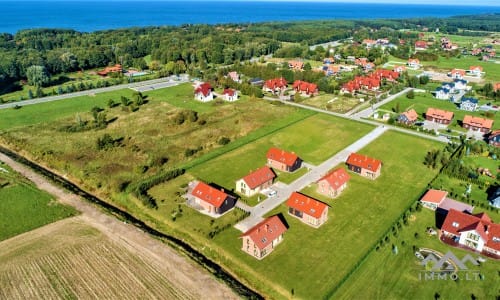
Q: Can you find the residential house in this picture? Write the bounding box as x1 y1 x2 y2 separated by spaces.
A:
469 66 483 77
292 80 318 96
286 192 329 228
323 57 335 64
435 87 451 100
393 65 406 73
194 82 214 102
415 40 428 50
263 78 288 95
372 69 400 82
398 109 418 125
462 115 493 133
453 79 468 90
235 166 276 197
240 215 287 259
317 168 350 198
362 39 377 49
460 98 479 111
188 181 236 216
489 130 500 147
222 88 239 101
407 58 421 69
249 77 264 86
266 147 302 172
288 60 304 71
494 83 500 92
323 64 340 76
341 76 380 94
227 71 241 83
420 189 474 212
450 69 466 80
346 153 382 180
471 48 482 56
441 209 500 258
425 108 454 125
489 187 500 209
97 64 123 76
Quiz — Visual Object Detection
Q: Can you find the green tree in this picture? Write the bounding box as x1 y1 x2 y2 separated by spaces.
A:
26 65 50 87
406 89 415 99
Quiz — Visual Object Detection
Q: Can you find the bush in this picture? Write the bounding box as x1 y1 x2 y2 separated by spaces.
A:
218 137 231 145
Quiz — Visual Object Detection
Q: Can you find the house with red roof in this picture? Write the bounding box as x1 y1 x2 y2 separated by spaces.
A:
407 58 421 69
266 147 302 172
286 192 328 228
462 115 493 134
194 82 214 102
323 64 340 76
425 108 454 125
398 109 418 125
288 60 304 70
97 64 123 76
227 71 241 83
317 168 350 198
235 166 276 197
362 39 377 49
187 181 236 216
372 69 399 82
415 40 428 50
341 75 380 94
489 130 500 147
323 57 335 64
292 80 318 96
449 69 466 80
346 153 382 180
240 215 287 259
222 88 239 101
420 189 473 212
469 66 484 77
494 83 500 92
393 65 406 73
441 209 500 258
263 78 288 95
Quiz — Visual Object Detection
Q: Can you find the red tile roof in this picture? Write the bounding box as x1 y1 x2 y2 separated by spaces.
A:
241 215 287 250
346 153 381 172
195 82 212 97
469 66 483 72
191 181 228 208
223 88 236 96
97 64 122 76
372 69 399 81
463 115 494 130
421 189 448 204
292 80 318 94
267 147 299 167
264 78 288 90
286 192 328 219
318 168 350 190
408 58 420 65
401 109 418 122
241 166 276 190
426 108 454 122
490 129 500 138
494 83 500 92
289 60 304 70
415 40 428 48
450 69 466 77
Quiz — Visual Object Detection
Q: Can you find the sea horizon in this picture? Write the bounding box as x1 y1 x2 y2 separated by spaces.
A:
1 1 499 34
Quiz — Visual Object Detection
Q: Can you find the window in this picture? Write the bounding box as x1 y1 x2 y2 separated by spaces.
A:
493 237 500 242
452 222 459 228
261 237 267 243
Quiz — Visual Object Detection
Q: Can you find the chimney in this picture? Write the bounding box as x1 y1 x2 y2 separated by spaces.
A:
221 188 224 193
265 224 270 232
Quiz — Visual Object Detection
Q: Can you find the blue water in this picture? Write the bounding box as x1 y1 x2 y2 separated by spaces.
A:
0 1 498 34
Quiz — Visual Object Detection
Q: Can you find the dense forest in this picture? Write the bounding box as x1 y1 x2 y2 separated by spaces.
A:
0 13 498 94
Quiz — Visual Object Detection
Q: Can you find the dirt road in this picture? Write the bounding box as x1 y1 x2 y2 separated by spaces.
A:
0 152 239 300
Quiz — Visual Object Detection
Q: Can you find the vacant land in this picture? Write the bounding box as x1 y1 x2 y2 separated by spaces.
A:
0 163 77 241
334 208 500 299
302 93 365 113
0 217 237 300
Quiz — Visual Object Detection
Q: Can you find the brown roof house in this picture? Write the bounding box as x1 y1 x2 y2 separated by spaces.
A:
187 181 236 217
317 168 350 198
398 109 418 125
235 166 276 197
425 108 454 125
462 115 494 134
420 189 473 213
286 192 329 228
240 215 287 259
346 153 382 180
266 147 302 173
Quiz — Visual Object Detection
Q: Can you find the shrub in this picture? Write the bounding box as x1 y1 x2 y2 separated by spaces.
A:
218 137 231 145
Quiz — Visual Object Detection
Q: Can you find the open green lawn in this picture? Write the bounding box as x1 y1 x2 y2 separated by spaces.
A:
334 208 500 299
421 56 500 82
302 93 365 113
188 113 374 190
430 174 495 208
378 91 499 132
0 165 77 241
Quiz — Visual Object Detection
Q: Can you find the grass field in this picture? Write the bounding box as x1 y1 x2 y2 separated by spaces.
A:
334 208 500 299
0 218 211 300
302 93 365 113
0 162 77 241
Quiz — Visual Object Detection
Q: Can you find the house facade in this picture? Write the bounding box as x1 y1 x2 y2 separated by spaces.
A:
194 82 214 102
407 58 421 69
460 98 478 111
420 189 448 210
288 60 304 70
222 88 239 101
292 80 318 96
188 181 236 216
398 109 418 124
263 78 288 95
450 69 466 80
346 153 382 180
240 215 287 259
317 168 350 198
462 115 493 133
469 66 483 77
286 192 328 228
235 166 276 197
441 209 500 258
425 108 454 125
489 130 500 147
453 79 468 90
266 147 302 172
435 87 451 100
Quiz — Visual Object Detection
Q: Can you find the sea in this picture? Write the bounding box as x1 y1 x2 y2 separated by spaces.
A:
1 1 499 34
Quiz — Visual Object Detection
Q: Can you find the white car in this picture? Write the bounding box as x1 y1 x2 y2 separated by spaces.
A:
268 190 277 197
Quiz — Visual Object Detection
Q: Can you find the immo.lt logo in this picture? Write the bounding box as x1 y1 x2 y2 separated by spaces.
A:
417 249 484 281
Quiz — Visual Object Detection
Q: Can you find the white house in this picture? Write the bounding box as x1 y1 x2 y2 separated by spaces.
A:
222 88 239 101
194 82 214 102
435 87 451 100
460 98 479 112
453 79 468 91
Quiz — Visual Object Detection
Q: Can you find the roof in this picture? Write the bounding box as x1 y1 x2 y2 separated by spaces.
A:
462 97 478 104
401 109 418 122
241 215 287 250
318 168 350 190
469 66 483 71
463 115 493 130
267 147 300 167
292 80 318 93
240 166 276 190
191 181 228 208
223 88 236 96
421 189 448 204
289 60 304 69
415 41 427 48
195 82 212 97
451 69 466 76
408 58 420 64
439 198 473 213
490 129 500 138
494 83 500 92
286 192 328 219
264 78 288 90
426 108 454 121
346 153 381 172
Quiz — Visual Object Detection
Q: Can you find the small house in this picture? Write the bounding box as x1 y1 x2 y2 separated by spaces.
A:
235 166 276 197
407 58 421 69
288 60 304 71
240 215 287 259
317 168 350 198
460 98 478 111
425 108 453 125
462 115 493 133
450 69 466 80
292 80 318 96
346 153 382 180
194 82 214 102
435 87 451 100
188 181 236 216
489 130 500 147
222 88 239 101
286 192 328 228
263 78 288 95
398 109 418 125
266 147 302 172
469 66 483 77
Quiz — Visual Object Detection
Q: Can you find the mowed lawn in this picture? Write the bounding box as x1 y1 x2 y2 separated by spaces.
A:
209 131 442 299
188 114 374 189
420 56 500 82
335 208 500 299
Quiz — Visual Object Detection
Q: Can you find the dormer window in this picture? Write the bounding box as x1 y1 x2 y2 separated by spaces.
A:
452 222 459 228
493 237 500 242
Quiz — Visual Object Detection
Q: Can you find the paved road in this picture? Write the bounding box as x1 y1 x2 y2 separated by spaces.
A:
0 75 189 110
234 125 389 232
348 87 412 118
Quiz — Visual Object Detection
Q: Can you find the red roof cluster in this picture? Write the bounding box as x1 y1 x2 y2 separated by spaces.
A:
346 153 381 172
267 147 299 167
241 166 276 190
318 168 350 190
442 209 500 252
195 82 212 97
241 215 287 250
342 75 380 93
264 78 288 90
292 80 318 94
372 69 400 81
286 192 328 219
191 181 229 208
